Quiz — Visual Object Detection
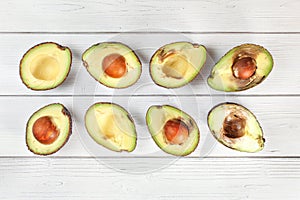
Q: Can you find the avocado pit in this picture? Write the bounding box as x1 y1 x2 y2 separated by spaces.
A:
32 116 60 145
102 53 127 78
232 57 257 80
163 119 189 145
223 112 246 138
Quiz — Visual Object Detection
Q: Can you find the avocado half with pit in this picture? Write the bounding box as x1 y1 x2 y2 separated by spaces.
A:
150 42 206 88
207 103 264 152
85 102 137 152
82 42 142 88
146 105 200 156
26 103 72 155
20 42 72 90
208 44 273 92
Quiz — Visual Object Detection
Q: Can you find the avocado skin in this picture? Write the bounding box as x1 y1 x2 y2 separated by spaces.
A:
19 42 72 91
26 103 72 156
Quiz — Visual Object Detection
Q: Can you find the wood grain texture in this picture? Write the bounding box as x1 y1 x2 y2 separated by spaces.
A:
0 33 298 95
1 157 299 199
0 0 299 32
0 96 298 157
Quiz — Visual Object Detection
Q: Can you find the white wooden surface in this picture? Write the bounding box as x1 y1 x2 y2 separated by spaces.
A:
0 0 300 199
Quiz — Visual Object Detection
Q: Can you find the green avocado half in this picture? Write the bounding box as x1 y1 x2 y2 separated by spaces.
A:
207 103 264 153
82 42 142 88
208 44 273 92
20 42 72 90
150 42 206 88
85 102 137 152
26 103 72 155
146 105 200 156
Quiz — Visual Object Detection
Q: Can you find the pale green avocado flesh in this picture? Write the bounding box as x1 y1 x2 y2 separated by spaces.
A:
20 42 72 90
208 44 273 92
82 42 142 88
150 42 206 88
208 103 264 153
146 105 200 156
85 103 137 152
26 103 72 155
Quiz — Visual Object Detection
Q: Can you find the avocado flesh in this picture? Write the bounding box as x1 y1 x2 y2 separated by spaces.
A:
146 105 200 156
207 103 264 152
82 42 142 88
20 42 72 90
85 103 137 152
150 42 206 88
208 44 273 92
26 103 72 155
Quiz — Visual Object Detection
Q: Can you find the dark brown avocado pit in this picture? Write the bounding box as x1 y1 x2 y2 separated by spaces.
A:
223 113 246 138
32 116 60 145
163 119 189 145
232 57 257 80
102 53 127 78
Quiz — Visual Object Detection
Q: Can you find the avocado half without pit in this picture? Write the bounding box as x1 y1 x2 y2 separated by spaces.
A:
20 42 72 90
26 103 72 155
207 103 264 152
85 102 137 152
150 42 206 88
208 43 273 92
82 42 142 88
146 105 200 156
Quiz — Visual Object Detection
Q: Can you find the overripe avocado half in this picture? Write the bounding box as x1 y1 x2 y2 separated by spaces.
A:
146 105 200 156
82 42 142 88
26 103 72 155
207 103 264 152
150 42 206 88
20 42 72 90
85 102 137 152
208 44 273 92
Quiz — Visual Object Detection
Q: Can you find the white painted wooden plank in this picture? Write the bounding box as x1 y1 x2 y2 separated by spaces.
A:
0 33 298 95
0 0 299 32
0 157 299 199
0 96 298 157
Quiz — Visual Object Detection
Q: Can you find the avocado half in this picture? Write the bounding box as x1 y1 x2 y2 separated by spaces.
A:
208 44 273 92
85 102 137 152
150 42 206 88
26 103 72 155
82 42 142 88
207 103 264 152
20 42 72 90
146 105 200 156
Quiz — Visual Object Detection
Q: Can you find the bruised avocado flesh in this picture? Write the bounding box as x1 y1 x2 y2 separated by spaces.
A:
208 44 273 92
207 103 264 152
